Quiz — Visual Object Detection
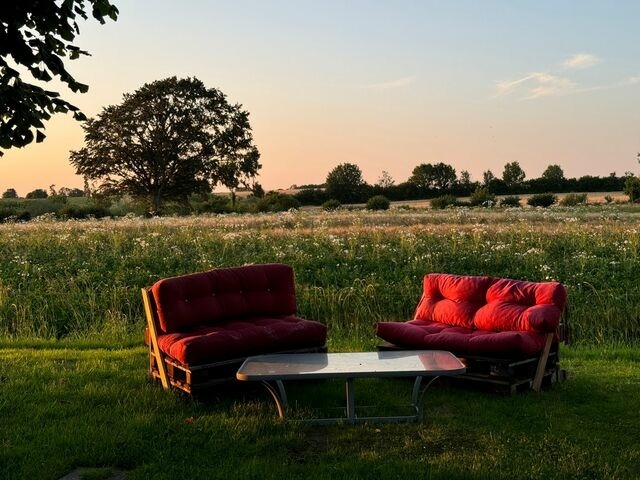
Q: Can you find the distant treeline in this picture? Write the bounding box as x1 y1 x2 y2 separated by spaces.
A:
293 171 629 206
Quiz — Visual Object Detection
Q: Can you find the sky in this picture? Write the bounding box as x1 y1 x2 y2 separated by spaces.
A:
1 0 639 195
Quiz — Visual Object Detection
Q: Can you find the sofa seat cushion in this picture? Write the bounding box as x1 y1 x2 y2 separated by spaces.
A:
157 316 327 366
376 320 551 358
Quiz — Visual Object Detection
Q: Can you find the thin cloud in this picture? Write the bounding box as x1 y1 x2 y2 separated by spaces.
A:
623 74 640 85
563 53 600 69
366 76 416 90
494 72 576 100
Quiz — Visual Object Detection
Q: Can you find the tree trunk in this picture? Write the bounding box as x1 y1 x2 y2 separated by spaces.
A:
152 191 162 214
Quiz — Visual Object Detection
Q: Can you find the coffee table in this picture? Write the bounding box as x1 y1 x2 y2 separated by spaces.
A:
236 350 465 424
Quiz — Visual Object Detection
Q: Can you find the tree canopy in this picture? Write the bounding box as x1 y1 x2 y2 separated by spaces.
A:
502 161 526 188
541 164 565 182
325 163 366 203
0 0 118 156
25 188 48 199
2 188 18 199
70 77 261 212
482 170 495 186
408 162 457 192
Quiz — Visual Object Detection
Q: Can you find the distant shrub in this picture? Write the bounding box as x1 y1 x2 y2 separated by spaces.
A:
0 207 30 222
25 188 48 199
430 195 458 209
57 205 110 219
192 194 232 214
527 193 557 208
233 197 259 214
2 188 18 199
322 199 341 211
48 194 68 205
500 195 521 207
559 192 588 206
295 188 329 206
469 186 496 207
624 176 640 203
256 192 301 212
366 195 390 211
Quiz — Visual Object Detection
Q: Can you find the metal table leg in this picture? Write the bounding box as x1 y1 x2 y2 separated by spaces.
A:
261 375 441 424
412 375 440 420
345 378 356 422
260 380 288 420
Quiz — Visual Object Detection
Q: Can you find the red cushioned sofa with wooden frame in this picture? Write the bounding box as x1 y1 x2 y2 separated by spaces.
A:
376 273 569 393
143 263 327 394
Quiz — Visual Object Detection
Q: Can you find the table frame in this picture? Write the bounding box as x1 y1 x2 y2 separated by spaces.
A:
237 351 465 424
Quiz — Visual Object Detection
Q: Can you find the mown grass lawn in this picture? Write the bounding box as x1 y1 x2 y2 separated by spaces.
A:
0 343 638 480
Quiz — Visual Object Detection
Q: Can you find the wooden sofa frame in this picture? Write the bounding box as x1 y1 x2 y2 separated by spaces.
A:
379 305 570 394
142 287 326 395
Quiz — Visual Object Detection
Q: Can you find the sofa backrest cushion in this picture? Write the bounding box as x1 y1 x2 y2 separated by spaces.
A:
152 263 297 333
473 278 567 333
413 273 494 328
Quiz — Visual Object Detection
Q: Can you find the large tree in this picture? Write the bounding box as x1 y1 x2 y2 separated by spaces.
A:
408 162 457 193
482 170 495 186
541 164 565 182
70 77 261 212
0 0 118 156
539 163 566 191
502 161 526 188
325 163 366 203
217 146 261 208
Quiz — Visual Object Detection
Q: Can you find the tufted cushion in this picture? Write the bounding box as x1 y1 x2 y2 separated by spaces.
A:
413 273 494 328
157 316 327 365
474 278 567 333
152 264 297 333
376 319 551 357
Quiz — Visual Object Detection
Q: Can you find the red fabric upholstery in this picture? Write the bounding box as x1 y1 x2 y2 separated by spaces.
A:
377 273 568 358
376 319 550 357
414 274 493 328
157 316 327 365
474 278 566 333
152 264 297 333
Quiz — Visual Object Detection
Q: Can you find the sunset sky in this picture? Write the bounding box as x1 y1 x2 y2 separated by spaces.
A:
1 0 639 195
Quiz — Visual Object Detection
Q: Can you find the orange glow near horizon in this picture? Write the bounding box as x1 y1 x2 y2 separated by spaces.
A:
1 1 638 196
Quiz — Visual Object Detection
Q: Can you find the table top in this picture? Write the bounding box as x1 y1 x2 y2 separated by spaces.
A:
236 350 465 381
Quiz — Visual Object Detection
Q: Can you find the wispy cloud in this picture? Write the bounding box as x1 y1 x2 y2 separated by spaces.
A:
623 74 640 85
493 53 637 101
494 72 576 100
562 53 600 69
366 76 416 90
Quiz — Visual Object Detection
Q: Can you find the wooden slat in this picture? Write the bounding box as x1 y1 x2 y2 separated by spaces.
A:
141 287 170 390
532 333 554 392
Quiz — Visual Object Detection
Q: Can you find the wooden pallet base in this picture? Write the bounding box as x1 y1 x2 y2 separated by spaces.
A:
148 345 327 395
378 343 565 394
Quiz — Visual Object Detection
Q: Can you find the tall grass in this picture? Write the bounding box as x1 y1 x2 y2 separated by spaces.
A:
0 206 639 344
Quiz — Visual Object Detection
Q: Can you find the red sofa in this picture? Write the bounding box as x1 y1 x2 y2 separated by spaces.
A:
376 273 568 392
143 263 327 394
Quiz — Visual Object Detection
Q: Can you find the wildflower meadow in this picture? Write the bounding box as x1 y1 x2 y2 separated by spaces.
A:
1 205 638 346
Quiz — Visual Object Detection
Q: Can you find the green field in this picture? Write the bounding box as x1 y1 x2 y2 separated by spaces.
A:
1 206 640 479
1 205 639 344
